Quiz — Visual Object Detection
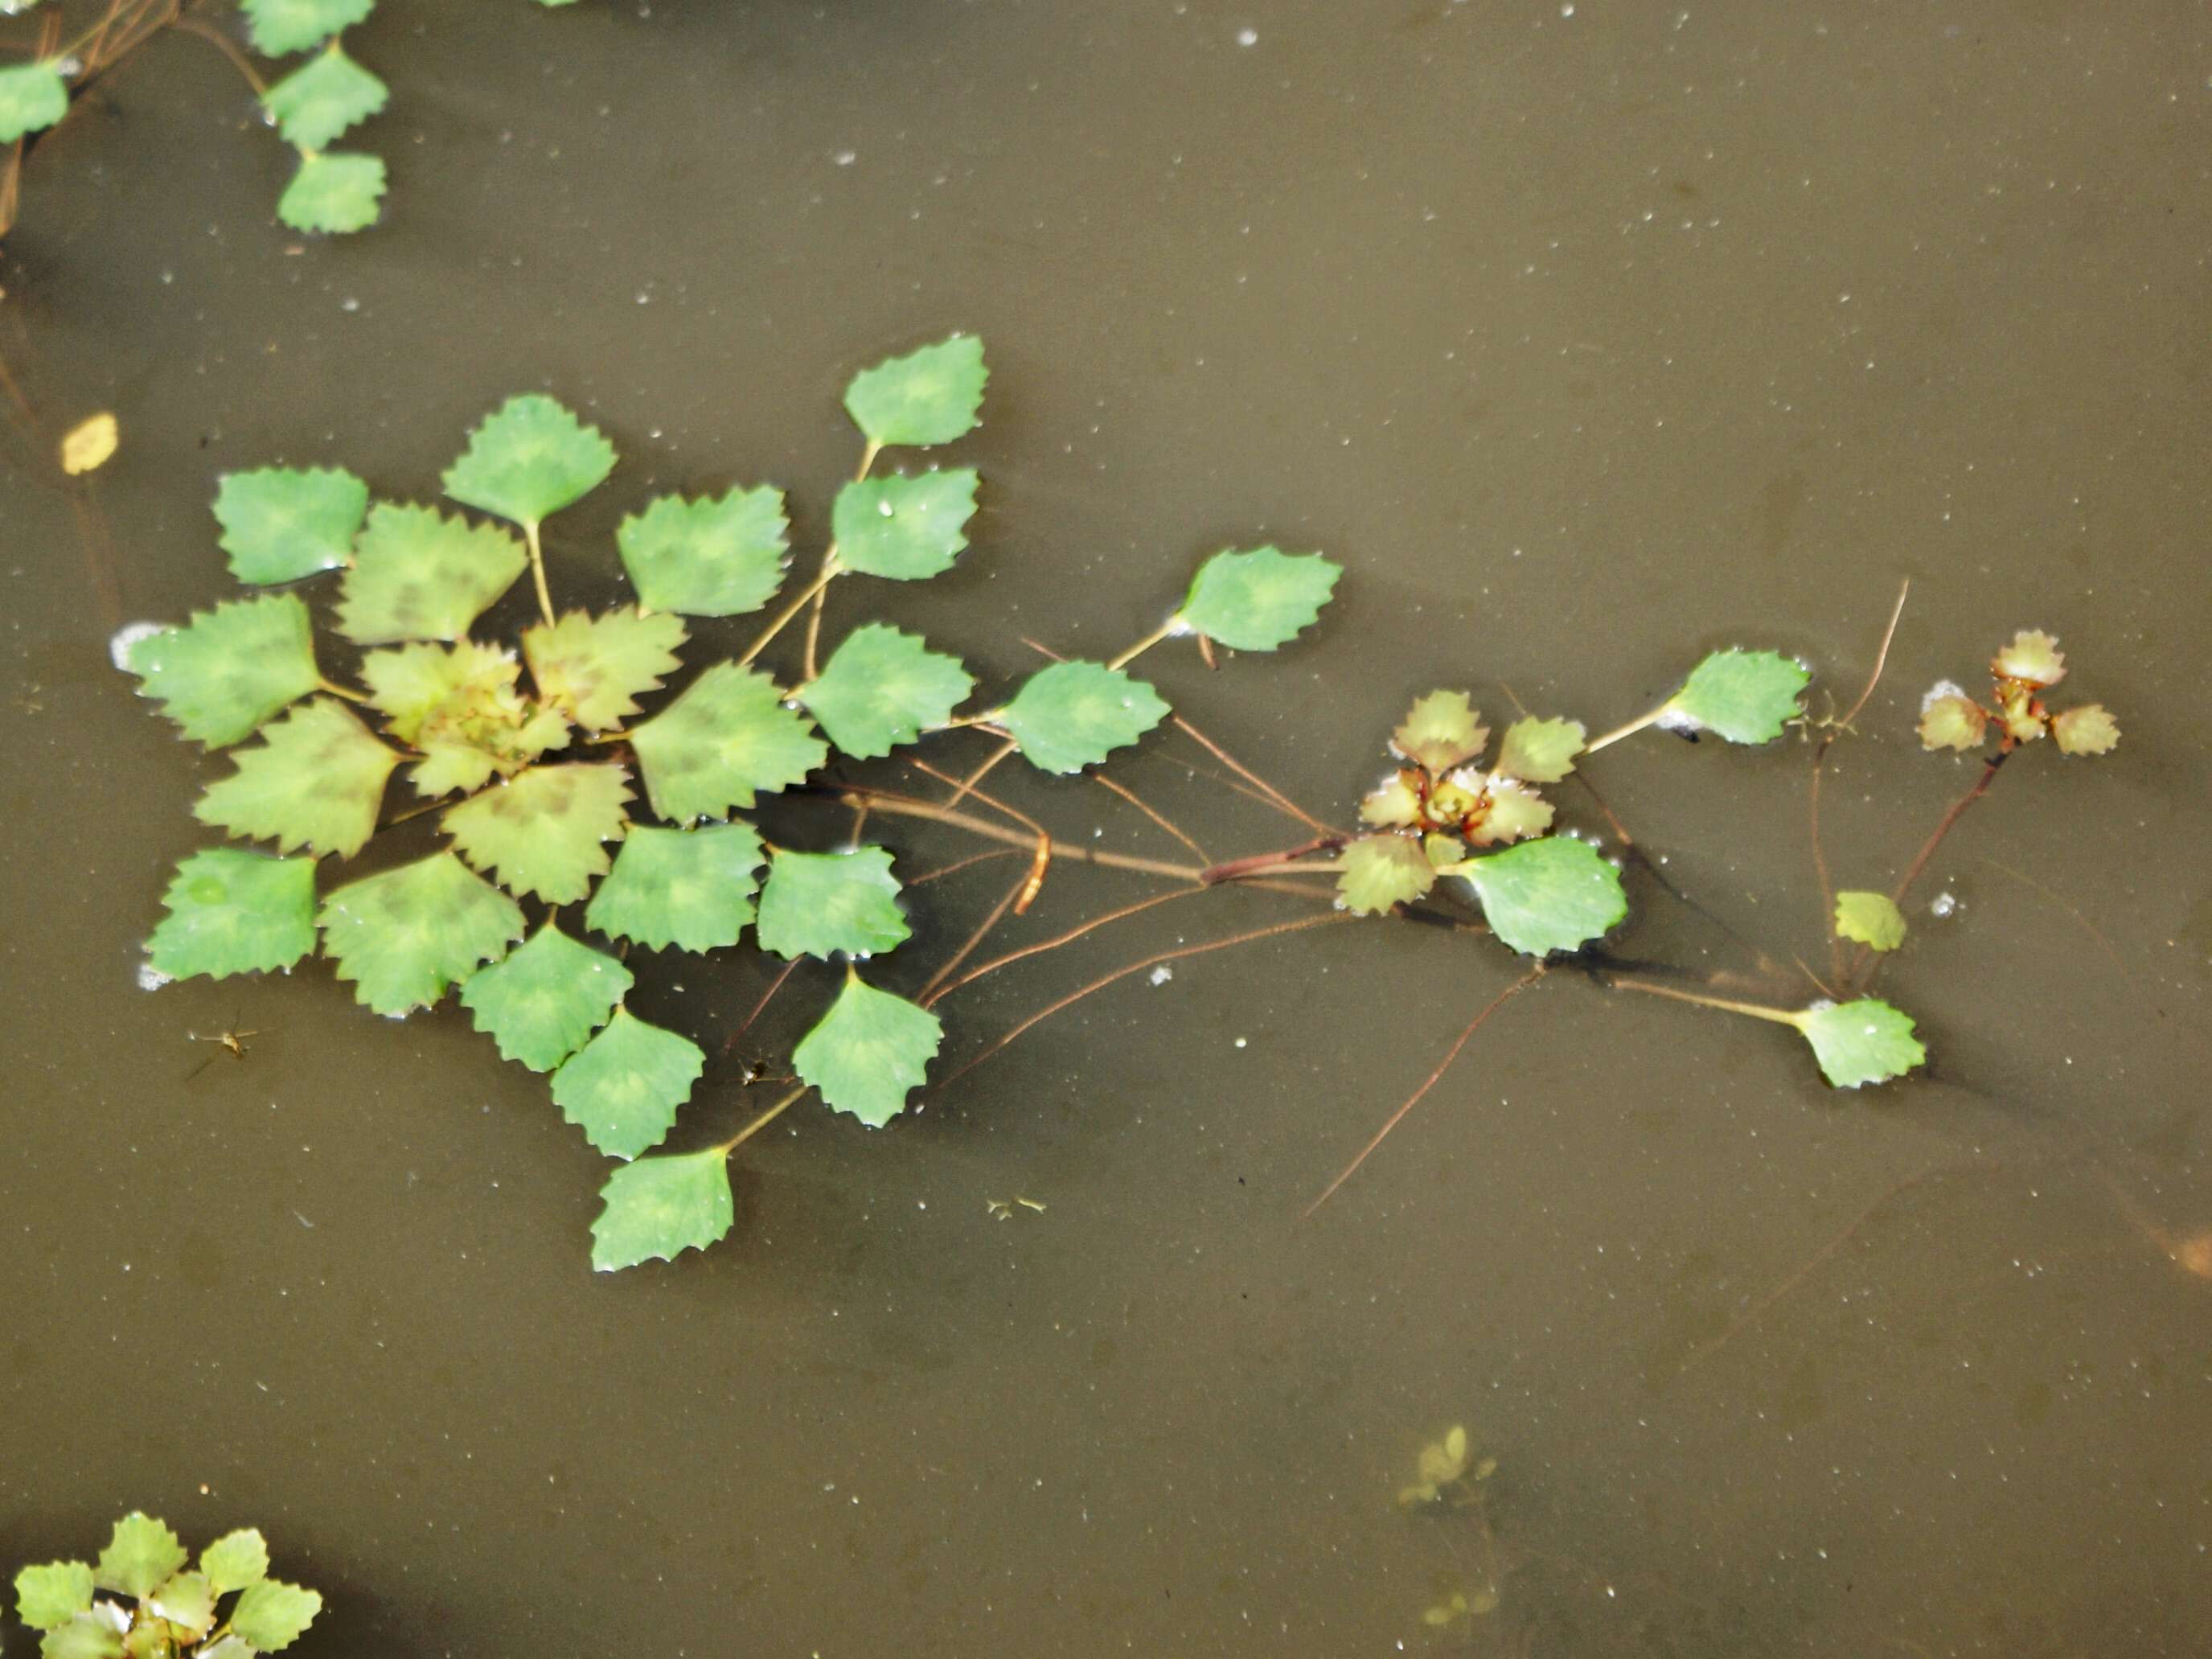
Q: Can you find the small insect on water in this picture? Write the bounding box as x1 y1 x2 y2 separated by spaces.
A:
184 1013 261 1081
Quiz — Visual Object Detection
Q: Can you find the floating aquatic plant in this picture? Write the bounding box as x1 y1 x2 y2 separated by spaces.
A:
127 335 1348 1271
12 1513 321 1657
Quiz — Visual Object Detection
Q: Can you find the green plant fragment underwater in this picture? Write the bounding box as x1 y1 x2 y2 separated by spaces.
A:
1833 889 1906 952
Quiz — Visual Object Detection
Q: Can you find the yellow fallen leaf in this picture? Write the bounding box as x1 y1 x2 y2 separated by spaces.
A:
61 411 118 476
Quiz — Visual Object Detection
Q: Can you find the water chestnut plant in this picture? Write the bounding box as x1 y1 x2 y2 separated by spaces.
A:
121 335 2128 1263
11 1514 321 1657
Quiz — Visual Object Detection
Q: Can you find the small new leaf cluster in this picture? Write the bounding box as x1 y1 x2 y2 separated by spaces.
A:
12 1515 320 1658
1341 692 1625 958
129 335 1344 1273
1917 630 2120 758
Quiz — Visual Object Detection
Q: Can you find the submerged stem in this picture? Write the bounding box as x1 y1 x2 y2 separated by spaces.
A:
738 554 839 670
1200 835 1347 885
1303 967 1546 1218
835 787 1204 882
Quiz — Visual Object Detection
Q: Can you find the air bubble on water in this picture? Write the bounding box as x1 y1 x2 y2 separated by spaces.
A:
110 620 164 671
1931 891 1960 918
1920 678 1968 712
341 297 360 313
834 150 858 166
1234 1036 1248 1049
1236 27 1258 46
1148 965 1174 987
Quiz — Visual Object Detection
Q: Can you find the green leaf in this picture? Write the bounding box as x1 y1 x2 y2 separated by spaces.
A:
198 1530 269 1595
754 845 909 960
520 606 686 733
443 762 631 903
1336 834 1434 914
337 502 526 645
359 639 518 743
125 593 321 748
459 923 633 1070
212 466 367 585
195 696 400 859
798 623 974 759
628 662 827 822
147 1571 215 1636
40 1615 124 1659
230 1579 322 1652
147 848 318 981
1833 890 1906 952
793 971 942 1128
843 335 987 447
1174 547 1340 651
0 63 68 145
361 641 568 796
615 486 788 617
442 393 616 529
240 0 372 55
1796 998 1926 1090
1493 717 1585 784
277 150 386 235
261 44 388 150
584 821 764 953
1459 836 1626 957
999 660 1169 774
93 1515 186 1599
1662 648 1810 745
831 469 979 581
14 1562 93 1631
319 851 524 1015
1392 690 1487 773
551 1008 704 1159
591 1148 733 1271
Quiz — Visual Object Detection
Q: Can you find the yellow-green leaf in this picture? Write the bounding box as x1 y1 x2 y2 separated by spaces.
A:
1833 890 1906 952
442 762 631 904
194 697 400 859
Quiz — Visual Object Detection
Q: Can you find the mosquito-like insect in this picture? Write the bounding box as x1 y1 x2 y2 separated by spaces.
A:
184 1014 261 1081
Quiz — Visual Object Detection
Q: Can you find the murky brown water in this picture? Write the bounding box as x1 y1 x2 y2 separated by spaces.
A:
4 2 2210 1653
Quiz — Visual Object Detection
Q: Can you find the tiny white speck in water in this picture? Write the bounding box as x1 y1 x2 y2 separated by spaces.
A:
834 150 857 166
1931 891 1960 918
1148 965 1174 987
110 620 164 670
340 297 360 313
1236 27 1258 46
136 962 171 992
1233 1036 1247 1049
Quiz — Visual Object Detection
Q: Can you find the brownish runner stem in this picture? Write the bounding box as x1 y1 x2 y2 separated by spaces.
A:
726 958 801 1053
1200 835 1347 885
922 884 1217 1008
1303 967 1546 1218
1091 770 1209 862
917 864 1032 1004
937 912 1354 1088
836 787 1204 883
